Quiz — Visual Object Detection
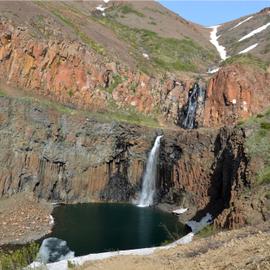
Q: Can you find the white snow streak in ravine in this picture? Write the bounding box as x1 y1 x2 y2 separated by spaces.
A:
209 25 228 61
239 22 270 42
238 43 258 54
229 16 253 31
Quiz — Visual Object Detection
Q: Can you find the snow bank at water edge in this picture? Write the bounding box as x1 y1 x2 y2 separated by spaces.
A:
238 43 258 54
27 213 213 270
229 16 253 31
209 25 228 61
49 215 54 226
239 22 270 42
35 238 75 264
187 213 212 234
172 208 188 215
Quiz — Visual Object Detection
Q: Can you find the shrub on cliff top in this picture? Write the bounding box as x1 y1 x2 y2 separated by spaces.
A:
118 4 145 17
222 54 268 71
0 242 39 270
244 108 270 185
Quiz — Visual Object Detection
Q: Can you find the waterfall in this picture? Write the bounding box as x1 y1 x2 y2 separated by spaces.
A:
138 135 163 207
182 82 205 129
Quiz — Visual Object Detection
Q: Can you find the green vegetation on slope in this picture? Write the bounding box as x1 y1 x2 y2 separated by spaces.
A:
0 243 39 270
222 54 269 71
240 108 270 185
197 224 216 238
2 90 159 128
51 10 105 55
34 1 217 74
118 4 145 18
0 89 6 97
34 2 106 56
97 16 216 73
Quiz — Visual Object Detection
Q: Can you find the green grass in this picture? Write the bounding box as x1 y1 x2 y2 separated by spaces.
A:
197 224 216 238
257 166 270 184
21 96 75 115
50 10 105 55
0 243 39 270
0 89 6 97
129 81 138 93
118 4 145 17
89 107 159 128
242 108 270 185
6 92 159 128
68 260 77 269
222 54 269 71
105 74 123 94
96 17 216 73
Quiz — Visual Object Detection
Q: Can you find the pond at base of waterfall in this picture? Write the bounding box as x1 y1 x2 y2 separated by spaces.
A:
43 203 186 260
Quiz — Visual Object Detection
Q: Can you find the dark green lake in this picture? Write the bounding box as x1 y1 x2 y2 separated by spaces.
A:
48 203 186 256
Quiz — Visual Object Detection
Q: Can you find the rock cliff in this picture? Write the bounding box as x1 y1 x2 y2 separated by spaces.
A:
203 63 270 127
0 95 268 229
0 19 195 126
0 1 269 232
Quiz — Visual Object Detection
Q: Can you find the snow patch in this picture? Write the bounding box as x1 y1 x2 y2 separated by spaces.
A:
241 101 248 112
239 22 270 42
232 99 237 105
35 238 75 264
172 208 188 215
103 0 110 3
209 25 228 60
187 213 212 234
174 232 194 244
238 43 258 54
229 16 253 31
49 215 54 226
96 5 107 12
208 67 220 74
142 53 150 59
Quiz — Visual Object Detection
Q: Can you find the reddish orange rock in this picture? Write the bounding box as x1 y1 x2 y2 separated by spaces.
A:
203 64 270 127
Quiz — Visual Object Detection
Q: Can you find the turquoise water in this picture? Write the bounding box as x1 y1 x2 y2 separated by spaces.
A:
48 203 186 256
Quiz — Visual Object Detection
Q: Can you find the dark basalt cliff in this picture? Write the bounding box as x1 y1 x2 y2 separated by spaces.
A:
0 95 268 229
0 2 270 233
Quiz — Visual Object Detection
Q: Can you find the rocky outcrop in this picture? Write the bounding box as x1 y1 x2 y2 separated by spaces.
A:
203 64 270 127
0 95 269 229
0 19 195 126
3 19 270 130
0 96 156 202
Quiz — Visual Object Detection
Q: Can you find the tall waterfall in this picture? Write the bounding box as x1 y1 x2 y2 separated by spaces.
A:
138 135 163 207
182 82 205 129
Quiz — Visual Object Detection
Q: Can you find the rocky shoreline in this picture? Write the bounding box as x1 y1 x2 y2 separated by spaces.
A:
0 192 53 246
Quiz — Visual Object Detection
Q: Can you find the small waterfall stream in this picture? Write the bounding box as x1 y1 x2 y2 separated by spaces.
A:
182 82 205 129
138 135 163 207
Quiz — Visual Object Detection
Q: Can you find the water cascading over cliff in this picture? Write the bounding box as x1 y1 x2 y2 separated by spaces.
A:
138 136 163 207
182 82 205 129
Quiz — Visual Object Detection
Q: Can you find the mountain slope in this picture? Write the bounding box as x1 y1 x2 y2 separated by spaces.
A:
0 1 269 128
0 0 218 74
217 7 270 62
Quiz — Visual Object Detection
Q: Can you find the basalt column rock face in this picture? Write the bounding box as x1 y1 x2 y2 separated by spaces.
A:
160 129 218 214
0 20 195 125
203 64 270 127
0 96 157 203
159 127 262 229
